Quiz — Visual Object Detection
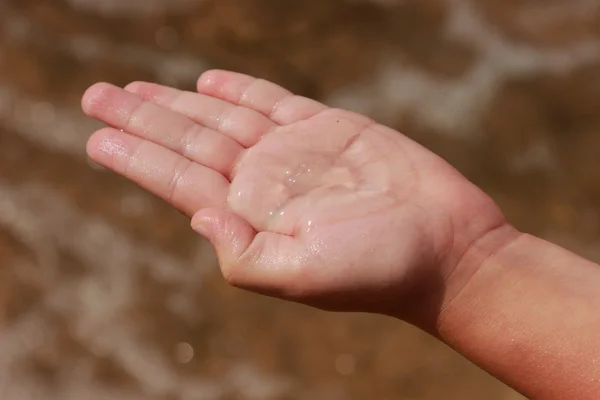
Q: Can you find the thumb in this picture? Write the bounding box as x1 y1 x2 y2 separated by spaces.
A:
191 208 255 268
191 208 309 298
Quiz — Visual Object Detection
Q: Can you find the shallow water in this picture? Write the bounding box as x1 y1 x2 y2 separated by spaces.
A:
1 0 600 399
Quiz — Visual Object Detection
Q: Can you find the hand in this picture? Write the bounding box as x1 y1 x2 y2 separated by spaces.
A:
82 70 508 321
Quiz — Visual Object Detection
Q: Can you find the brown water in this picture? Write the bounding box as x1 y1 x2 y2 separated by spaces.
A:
1 0 600 399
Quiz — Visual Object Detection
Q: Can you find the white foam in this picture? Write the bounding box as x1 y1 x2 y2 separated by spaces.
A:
327 0 600 141
65 0 200 17
0 181 291 399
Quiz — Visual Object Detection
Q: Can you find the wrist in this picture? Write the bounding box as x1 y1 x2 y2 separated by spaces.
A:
390 218 523 335
425 230 600 399
435 223 524 331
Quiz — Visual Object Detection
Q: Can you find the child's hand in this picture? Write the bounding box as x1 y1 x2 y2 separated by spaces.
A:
82 70 600 399
82 70 508 319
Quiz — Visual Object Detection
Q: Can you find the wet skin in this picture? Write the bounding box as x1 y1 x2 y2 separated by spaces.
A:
85 71 600 399
82 70 506 316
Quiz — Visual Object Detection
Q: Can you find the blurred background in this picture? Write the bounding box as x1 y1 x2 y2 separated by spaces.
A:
1 0 600 399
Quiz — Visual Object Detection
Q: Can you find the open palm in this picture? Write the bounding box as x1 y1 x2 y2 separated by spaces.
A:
83 70 505 314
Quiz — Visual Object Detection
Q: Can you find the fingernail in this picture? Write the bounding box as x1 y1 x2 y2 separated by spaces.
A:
192 220 212 241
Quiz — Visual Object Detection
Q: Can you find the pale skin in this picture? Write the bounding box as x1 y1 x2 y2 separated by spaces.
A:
83 70 600 399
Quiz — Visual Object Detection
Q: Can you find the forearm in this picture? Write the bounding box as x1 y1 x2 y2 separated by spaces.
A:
433 227 600 399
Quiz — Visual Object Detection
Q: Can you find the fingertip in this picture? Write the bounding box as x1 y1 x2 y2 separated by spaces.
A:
191 220 211 242
197 69 222 90
123 80 143 90
191 208 217 235
85 129 102 158
81 82 117 116
197 69 242 95
85 128 129 164
86 128 108 159
191 208 236 236
124 81 154 99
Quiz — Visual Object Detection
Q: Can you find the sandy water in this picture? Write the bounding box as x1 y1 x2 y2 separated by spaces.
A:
1 0 600 399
